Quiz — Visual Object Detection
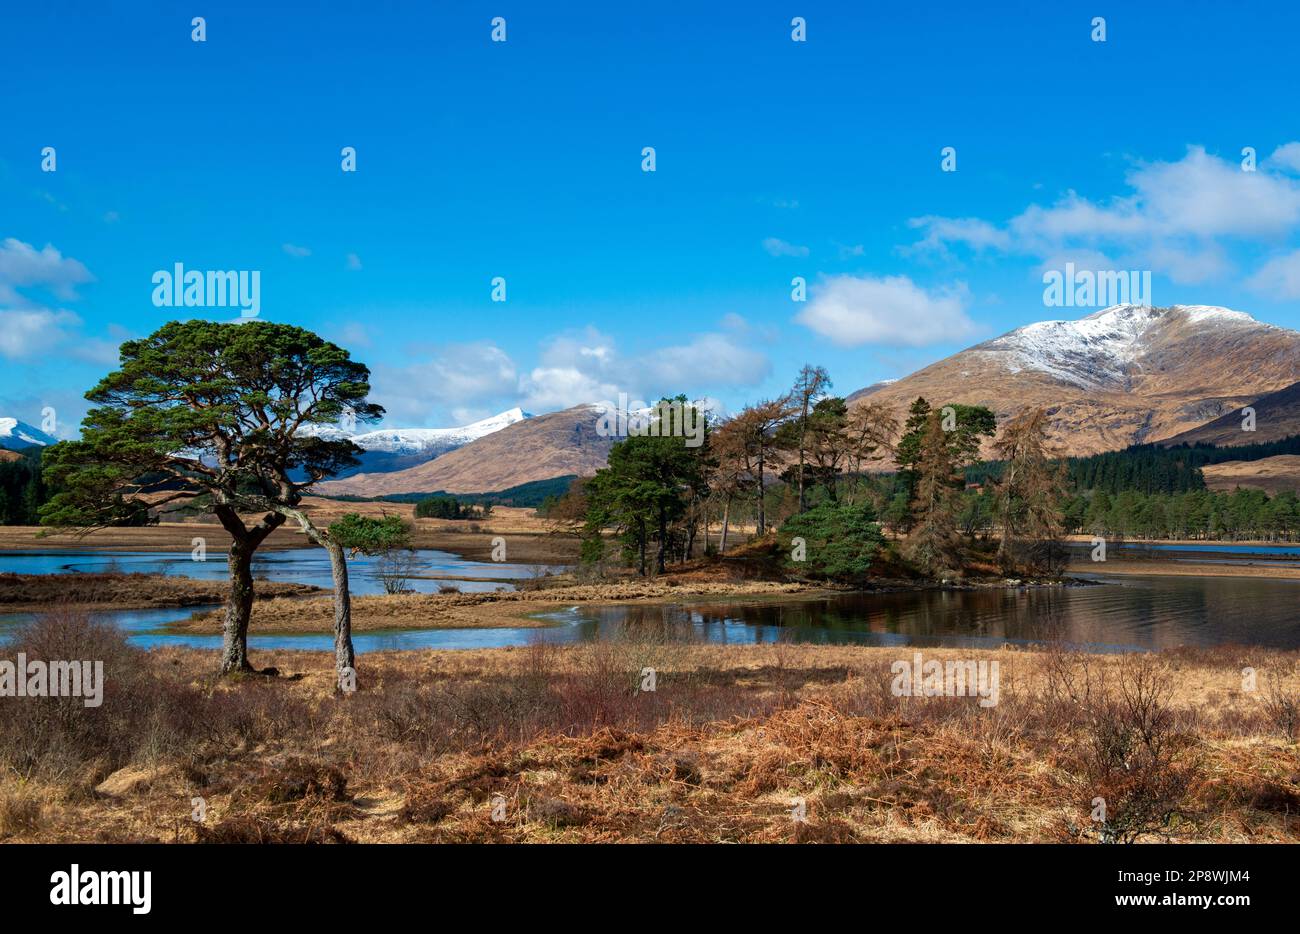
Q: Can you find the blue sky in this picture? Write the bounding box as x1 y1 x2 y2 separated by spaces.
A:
5 0 1300 436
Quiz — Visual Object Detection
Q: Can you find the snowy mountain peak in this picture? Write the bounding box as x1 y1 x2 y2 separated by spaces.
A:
303 407 529 454
0 418 56 450
586 397 723 420
985 304 1270 391
1171 304 1259 326
1077 303 1257 327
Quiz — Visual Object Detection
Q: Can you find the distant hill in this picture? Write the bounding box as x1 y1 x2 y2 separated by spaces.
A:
849 304 1300 457
319 405 615 495
1202 455 1300 494
1160 380 1300 448
329 476 577 508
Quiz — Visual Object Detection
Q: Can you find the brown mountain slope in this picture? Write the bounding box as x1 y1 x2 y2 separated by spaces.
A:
1160 379 1300 447
850 304 1300 457
1203 456 1300 494
319 405 615 495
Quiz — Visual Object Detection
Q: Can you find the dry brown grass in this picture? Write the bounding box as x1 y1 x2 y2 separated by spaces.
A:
167 579 821 634
0 572 320 613
2 617 1299 844
0 784 45 839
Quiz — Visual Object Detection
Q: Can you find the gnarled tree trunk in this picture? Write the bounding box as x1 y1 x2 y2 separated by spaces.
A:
219 537 256 673
271 505 356 689
215 506 285 676
326 537 355 678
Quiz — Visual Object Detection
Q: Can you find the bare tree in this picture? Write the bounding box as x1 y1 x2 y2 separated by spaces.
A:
708 417 756 553
838 401 899 503
728 398 795 536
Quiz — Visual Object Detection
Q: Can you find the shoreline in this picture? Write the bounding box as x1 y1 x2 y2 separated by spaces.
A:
166 575 1102 637
1067 559 1300 580
163 580 827 635
0 572 322 615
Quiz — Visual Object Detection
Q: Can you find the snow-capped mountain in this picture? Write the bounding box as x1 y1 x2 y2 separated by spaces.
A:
302 408 530 480
0 418 56 451
850 304 1300 456
320 404 615 496
982 304 1269 391
586 397 724 422
304 408 528 453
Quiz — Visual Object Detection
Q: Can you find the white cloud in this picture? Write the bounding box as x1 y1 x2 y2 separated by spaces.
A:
69 337 121 366
1247 249 1300 299
1033 249 1118 279
519 324 771 412
1144 242 1231 286
372 342 518 424
1129 147 1300 238
640 332 770 387
796 274 978 347
520 365 621 412
0 238 94 303
0 308 82 359
518 328 624 411
1007 148 1300 244
282 243 312 258
345 253 362 271
905 145 1300 288
1268 143 1300 174
906 216 1010 255
0 239 107 362
363 322 772 425
762 237 810 258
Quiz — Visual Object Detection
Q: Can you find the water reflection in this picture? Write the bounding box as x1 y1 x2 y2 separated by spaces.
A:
4 552 1300 653
0 548 563 595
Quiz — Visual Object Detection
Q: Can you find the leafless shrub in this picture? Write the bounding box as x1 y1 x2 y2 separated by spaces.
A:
1079 654 1201 843
1262 668 1300 741
0 610 175 781
516 565 557 592
377 549 421 594
1039 640 1105 732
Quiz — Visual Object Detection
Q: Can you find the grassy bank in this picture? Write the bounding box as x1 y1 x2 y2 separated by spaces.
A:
1067 559 1300 580
167 581 822 634
2 613 1298 844
0 572 321 613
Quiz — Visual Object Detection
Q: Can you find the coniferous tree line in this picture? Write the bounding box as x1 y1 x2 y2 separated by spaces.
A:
1065 448 1206 494
413 496 493 520
0 448 48 525
1062 487 1300 542
970 446 1206 494
971 433 1300 497
1059 433 1300 495
938 486 1300 543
